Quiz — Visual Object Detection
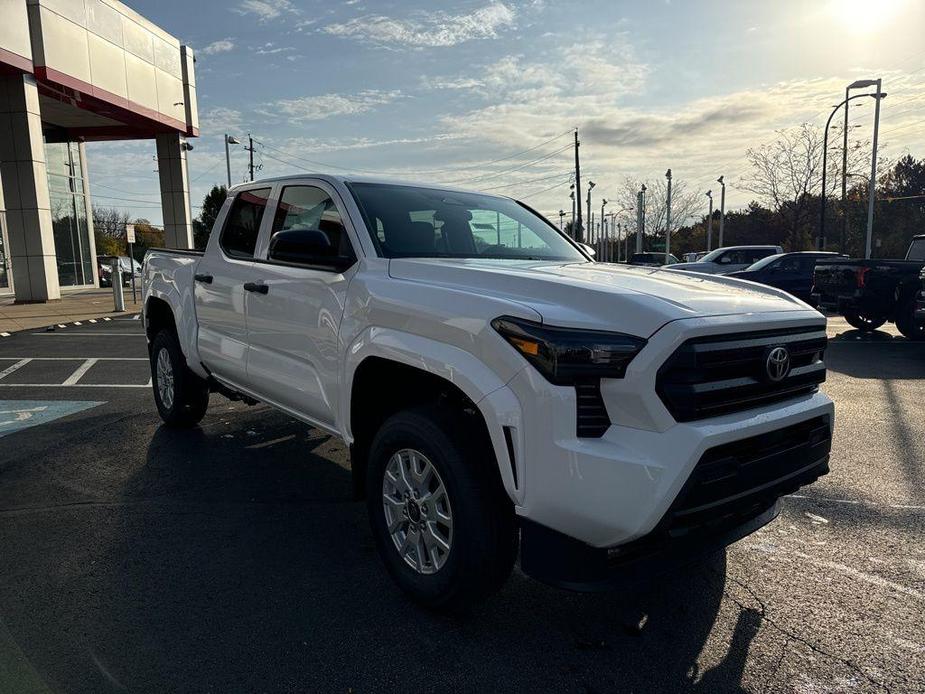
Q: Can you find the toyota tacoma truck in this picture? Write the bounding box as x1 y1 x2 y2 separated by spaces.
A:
812 235 925 339
143 175 834 611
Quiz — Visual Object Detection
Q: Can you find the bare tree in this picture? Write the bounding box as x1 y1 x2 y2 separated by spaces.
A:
92 206 130 238
614 175 700 250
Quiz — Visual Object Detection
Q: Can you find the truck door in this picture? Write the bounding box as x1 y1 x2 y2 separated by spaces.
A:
194 186 272 385
244 183 358 428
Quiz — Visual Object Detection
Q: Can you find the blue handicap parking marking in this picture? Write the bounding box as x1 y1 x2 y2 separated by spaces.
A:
0 400 104 438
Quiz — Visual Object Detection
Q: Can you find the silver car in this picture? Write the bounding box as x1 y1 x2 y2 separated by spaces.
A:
669 245 783 275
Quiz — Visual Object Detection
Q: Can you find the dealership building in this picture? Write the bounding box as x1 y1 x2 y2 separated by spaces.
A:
0 0 198 302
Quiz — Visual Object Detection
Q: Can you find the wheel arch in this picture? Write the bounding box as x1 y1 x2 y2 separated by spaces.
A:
345 340 523 504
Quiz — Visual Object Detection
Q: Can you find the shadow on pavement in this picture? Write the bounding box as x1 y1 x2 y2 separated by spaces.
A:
1 416 764 693
825 330 925 379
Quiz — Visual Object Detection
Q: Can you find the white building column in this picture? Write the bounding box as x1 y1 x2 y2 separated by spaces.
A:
0 73 60 302
156 132 194 249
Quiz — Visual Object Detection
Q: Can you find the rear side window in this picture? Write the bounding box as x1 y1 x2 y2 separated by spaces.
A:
269 185 353 258
907 238 925 261
220 188 271 259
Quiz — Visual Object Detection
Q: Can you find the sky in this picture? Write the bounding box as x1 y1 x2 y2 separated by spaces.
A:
86 0 925 229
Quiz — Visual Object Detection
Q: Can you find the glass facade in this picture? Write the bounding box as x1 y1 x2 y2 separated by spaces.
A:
45 141 94 287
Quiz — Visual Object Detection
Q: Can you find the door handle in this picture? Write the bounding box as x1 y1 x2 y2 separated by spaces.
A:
194 273 213 284
243 281 269 294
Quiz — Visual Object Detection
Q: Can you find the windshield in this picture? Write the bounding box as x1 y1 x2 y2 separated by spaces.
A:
907 238 925 261
348 182 587 261
744 253 783 271
699 248 727 263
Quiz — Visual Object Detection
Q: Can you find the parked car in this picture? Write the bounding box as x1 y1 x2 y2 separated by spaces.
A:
670 245 784 275
627 252 680 266
682 252 708 263
98 255 141 287
727 252 843 304
144 175 833 610
916 267 925 325
812 235 925 339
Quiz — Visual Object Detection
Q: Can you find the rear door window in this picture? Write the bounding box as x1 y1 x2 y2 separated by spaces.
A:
220 188 271 259
906 238 925 261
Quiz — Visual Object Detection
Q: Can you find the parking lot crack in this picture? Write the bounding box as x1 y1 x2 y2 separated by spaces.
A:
722 572 891 692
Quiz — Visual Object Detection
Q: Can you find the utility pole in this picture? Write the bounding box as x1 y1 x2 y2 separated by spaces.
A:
665 170 673 265
569 185 576 235
865 78 884 259
636 185 646 254
248 133 255 182
705 190 714 251
573 130 583 242
716 175 725 247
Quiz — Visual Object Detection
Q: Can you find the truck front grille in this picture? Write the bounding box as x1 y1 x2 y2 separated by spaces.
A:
656 326 827 422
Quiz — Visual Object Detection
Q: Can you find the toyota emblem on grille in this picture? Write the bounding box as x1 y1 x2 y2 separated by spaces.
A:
765 346 791 382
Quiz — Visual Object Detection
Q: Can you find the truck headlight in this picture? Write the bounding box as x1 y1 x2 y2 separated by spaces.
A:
491 316 646 385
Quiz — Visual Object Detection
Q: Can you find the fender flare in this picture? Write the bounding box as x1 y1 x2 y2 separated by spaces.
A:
341 327 525 503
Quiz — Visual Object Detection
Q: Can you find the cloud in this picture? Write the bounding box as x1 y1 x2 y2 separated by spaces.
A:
257 90 402 122
200 106 244 132
200 38 235 55
254 42 295 55
322 3 516 48
234 0 297 22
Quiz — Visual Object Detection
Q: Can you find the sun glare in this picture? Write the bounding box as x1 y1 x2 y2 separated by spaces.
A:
829 0 908 33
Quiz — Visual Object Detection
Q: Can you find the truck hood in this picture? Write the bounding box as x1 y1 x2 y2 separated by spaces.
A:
388 258 810 337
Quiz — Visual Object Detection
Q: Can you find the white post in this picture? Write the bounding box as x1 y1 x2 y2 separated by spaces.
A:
636 187 645 254
717 177 726 247
865 79 882 259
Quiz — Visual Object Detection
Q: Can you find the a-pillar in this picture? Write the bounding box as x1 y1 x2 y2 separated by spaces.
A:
0 73 60 302
156 132 194 249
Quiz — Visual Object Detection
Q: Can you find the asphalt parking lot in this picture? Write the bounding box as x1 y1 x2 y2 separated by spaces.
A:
0 315 923 693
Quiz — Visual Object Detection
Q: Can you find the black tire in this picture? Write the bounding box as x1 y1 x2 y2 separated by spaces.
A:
366 408 517 613
895 298 925 341
843 309 886 332
150 329 209 427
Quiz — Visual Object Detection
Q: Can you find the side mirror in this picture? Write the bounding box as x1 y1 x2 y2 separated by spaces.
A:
268 228 355 271
578 242 596 258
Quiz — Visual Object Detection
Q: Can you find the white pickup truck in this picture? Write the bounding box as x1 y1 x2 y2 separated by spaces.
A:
143 175 834 610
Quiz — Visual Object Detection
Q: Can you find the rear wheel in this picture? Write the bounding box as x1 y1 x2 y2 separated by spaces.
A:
843 309 886 332
895 298 925 341
150 329 209 427
366 408 517 612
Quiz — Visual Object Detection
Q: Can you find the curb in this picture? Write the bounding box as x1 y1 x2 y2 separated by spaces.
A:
1 313 142 337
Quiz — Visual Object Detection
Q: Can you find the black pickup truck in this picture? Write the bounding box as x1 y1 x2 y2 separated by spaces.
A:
812 235 925 340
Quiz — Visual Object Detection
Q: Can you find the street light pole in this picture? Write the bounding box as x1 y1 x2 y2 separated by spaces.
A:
586 181 595 247
819 88 885 252
842 79 879 254
224 134 240 187
705 190 713 251
558 209 565 231
636 184 646 254
600 198 608 260
716 175 725 247
865 78 884 260
665 169 673 265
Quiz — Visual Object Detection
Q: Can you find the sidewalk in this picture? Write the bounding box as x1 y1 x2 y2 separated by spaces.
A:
0 288 142 334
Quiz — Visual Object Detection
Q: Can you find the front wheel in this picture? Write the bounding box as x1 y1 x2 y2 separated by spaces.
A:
366 408 517 612
150 329 209 427
843 309 886 332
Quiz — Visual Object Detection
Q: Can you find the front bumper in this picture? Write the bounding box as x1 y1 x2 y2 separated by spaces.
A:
477 311 834 552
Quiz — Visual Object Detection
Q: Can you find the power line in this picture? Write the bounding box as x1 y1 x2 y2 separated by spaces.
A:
478 170 573 192
446 143 573 185
516 179 573 200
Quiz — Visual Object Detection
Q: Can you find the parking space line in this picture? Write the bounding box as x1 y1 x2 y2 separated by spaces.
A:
62 359 98 386
31 332 145 337
0 357 147 361
0 383 149 389
0 359 31 381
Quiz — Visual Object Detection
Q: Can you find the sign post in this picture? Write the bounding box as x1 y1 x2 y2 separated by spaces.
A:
126 224 137 305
